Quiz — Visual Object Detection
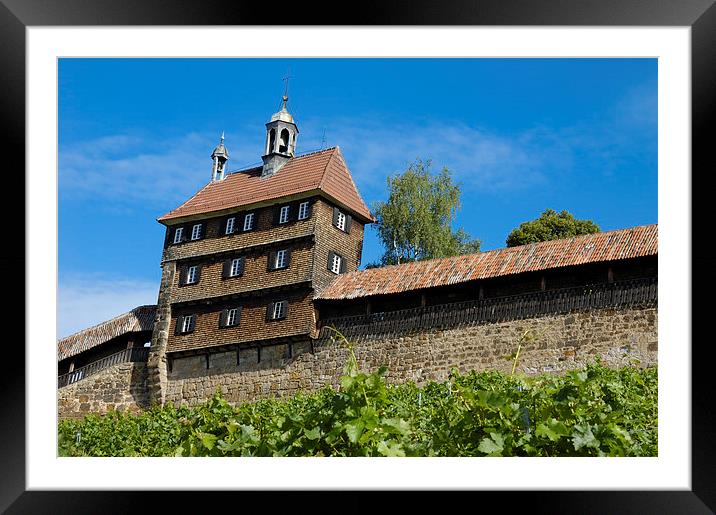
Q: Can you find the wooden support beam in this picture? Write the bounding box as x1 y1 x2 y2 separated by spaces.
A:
168 357 173 373
608 266 614 283
257 345 262 363
68 361 75 373
366 300 372 315
478 285 484 300
310 340 315 354
421 294 427 307
205 353 210 369
288 343 293 358
236 347 241 366
541 276 546 291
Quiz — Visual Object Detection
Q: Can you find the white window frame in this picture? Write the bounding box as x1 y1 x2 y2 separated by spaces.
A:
273 301 287 320
226 308 239 327
186 265 198 284
279 205 290 224
336 211 346 231
173 227 184 244
243 212 255 231
191 223 202 240
225 217 235 234
182 314 194 333
331 253 342 274
230 258 242 277
297 201 309 220
275 250 287 269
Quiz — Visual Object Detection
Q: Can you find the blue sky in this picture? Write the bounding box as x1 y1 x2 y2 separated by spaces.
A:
58 58 657 338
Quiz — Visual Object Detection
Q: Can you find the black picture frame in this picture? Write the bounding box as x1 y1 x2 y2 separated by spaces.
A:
2 0 713 512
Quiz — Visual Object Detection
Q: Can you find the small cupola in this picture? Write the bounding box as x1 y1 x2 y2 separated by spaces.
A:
211 132 229 182
261 94 299 178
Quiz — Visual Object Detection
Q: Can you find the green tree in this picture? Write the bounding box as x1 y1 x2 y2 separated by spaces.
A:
506 209 600 247
373 159 481 266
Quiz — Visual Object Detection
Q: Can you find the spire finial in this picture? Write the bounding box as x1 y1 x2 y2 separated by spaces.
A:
281 69 292 110
220 130 225 142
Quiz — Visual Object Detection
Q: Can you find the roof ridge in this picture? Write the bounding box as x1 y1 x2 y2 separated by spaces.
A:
317 146 339 192
330 147 373 220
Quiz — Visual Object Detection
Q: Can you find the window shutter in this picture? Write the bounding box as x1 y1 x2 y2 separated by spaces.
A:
238 257 245 276
187 315 196 333
285 250 292 268
332 207 340 227
266 302 275 321
244 213 255 232
327 251 336 271
175 316 184 335
344 214 353 233
182 225 189 242
222 259 231 278
267 251 277 271
194 264 202 283
306 200 313 218
273 207 281 225
178 266 188 286
235 306 242 325
219 309 228 328
288 203 297 222
340 254 347 273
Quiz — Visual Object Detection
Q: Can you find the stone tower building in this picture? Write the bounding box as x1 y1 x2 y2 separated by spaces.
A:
146 96 374 405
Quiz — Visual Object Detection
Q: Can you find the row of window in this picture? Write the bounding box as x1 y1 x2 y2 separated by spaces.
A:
179 249 346 286
175 300 288 335
170 202 353 246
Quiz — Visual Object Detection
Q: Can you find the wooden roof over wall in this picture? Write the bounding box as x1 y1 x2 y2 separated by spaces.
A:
316 224 658 301
57 305 156 362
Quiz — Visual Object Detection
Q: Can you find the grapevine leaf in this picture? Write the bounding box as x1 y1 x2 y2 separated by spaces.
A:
572 424 600 450
198 432 217 450
304 426 321 440
478 433 504 455
377 440 406 457
345 420 365 443
536 419 569 441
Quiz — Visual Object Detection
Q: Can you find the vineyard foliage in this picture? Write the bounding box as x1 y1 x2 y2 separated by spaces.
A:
58 342 657 457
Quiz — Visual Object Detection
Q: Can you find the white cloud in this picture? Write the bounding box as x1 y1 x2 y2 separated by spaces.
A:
57 275 159 339
301 116 563 201
59 131 262 206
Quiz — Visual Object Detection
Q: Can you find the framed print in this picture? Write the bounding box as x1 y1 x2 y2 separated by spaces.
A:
3 0 714 512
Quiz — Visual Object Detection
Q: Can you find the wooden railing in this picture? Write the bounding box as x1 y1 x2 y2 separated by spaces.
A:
58 347 150 389
317 277 657 343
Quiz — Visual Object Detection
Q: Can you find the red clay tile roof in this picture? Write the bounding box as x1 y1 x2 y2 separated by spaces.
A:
158 147 374 223
316 224 658 300
57 305 156 362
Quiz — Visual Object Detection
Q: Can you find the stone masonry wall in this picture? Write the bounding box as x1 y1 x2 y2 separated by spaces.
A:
58 362 150 419
164 306 657 407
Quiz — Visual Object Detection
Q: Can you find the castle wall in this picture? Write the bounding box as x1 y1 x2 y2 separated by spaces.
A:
163 306 657 407
58 362 150 419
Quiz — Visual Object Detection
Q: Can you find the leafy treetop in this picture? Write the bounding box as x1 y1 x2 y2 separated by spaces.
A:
372 159 481 266
506 209 600 248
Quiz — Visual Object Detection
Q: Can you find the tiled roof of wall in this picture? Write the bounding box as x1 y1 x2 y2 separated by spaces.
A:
57 305 157 362
316 224 658 300
158 147 374 223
